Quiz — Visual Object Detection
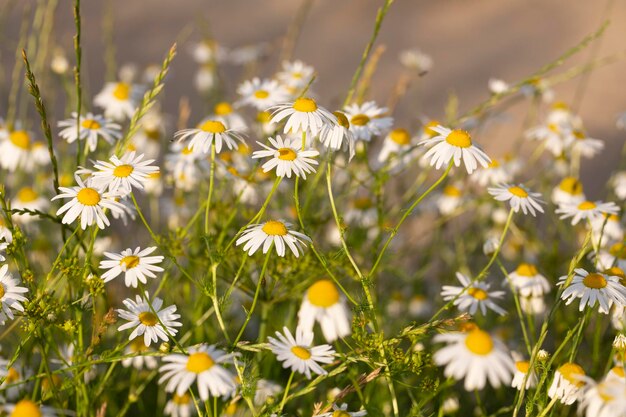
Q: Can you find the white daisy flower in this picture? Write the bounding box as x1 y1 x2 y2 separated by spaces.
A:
174 119 246 154
267 326 335 379
0 242 7 262
237 78 289 111
377 128 415 168
579 377 626 417
568 128 604 159
436 185 463 216
211 101 248 133
315 403 367 417
236 220 311 258
0 130 34 172
0 264 29 325
121 337 158 370
343 101 393 142
598 242 626 271
548 362 586 405
433 327 515 391
419 125 491 174
399 49 433 73
558 268 626 314
164 393 195 417
591 214 623 247
611 171 626 200
507 263 551 297
488 183 544 216
521 295 547 315
57 112 122 152
117 292 182 346
10 187 49 224
159 344 239 401
94 81 140 121
511 360 537 390
525 122 567 156
441 272 506 316
270 97 337 137
298 279 351 343
556 200 620 226
91 151 159 195
547 102 582 128
253 379 282 405
99 246 164 288
52 175 126 230
470 158 513 187
551 177 586 206
0 399 57 417
252 135 319 179
277 60 315 89
318 111 355 161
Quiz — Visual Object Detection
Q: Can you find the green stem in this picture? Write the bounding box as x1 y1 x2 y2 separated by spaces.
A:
279 371 295 412
205 141 216 235
233 250 271 345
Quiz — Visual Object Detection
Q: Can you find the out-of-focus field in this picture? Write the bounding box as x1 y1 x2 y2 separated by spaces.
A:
1 0 625 192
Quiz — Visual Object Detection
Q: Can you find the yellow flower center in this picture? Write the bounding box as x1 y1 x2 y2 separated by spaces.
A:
0 284 5 298
350 114 370 126
9 131 31 150
443 185 461 197
598 382 614 402
138 311 158 326
548 123 560 133
611 366 625 378
353 197 373 210
464 329 494 355
145 128 161 140
113 83 131 100
389 128 411 145
6 367 20 383
17 187 39 203
129 337 149 352
41 374 62 392
508 186 528 198
120 255 140 269
277 148 297 161
558 177 583 195
515 361 530 373
307 279 340 307
488 159 500 168
76 188 101 206
173 393 191 405
292 97 318 112
186 352 215 373
333 111 350 129
604 267 625 284
113 164 134 178
516 263 538 277
445 130 472 148
262 220 288 236
467 287 488 300
558 363 586 387
257 111 271 123
333 411 351 417
214 102 233 115
224 402 238 415
552 101 569 111
573 130 586 140
182 146 194 155
582 273 607 289
148 171 161 179
199 120 226 133
290 346 312 360
609 243 626 259
577 201 596 211
254 90 270 99
10 400 42 417
82 119 101 130
423 121 440 137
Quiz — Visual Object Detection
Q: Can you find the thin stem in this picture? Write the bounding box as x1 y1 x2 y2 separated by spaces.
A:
279 371 295 412
233 250 271 345
205 141 216 235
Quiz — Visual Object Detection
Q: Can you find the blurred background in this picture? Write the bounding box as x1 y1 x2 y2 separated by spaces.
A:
1 0 625 193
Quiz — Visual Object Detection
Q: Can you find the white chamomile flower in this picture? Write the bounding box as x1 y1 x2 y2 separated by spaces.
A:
268 326 335 379
552 177 585 205
0 264 29 325
316 403 367 417
117 292 182 346
237 78 289 111
159 344 239 400
277 60 315 89
252 135 319 179
598 242 626 270
568 129 604 158
419 125 491 174
470 158 514 187
433 327 515 391
441 272 506 316
558 268 626 314
611 171 626 200
0 130 34 172
164 393 195 417
399 49 433 73
436 185 463 215
488 78 509 94
525 122 567 156
174 119 245 154
507 263 551 297
211 101 248 133
10 187 49 224
556 200 620 226
57 112 121 152
236 220 311 258
270 97 337 137
1 399 57 417
94 81 140 121
298 279 351 343
511 360 537 390
52 175 126 230
377 128 414 168
91 151 159 194
343 101 393 142
0 242 7 262
99 246 164 288
318 111 355 161
591 214 623 247
488 184 544 216
122 337 158 370
579 377 626 417
548 362 586 405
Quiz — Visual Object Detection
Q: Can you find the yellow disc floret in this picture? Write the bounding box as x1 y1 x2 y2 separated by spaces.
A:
558 362 585 387
307 280 340 307
17 187 39 203
445 130 472 148
389 128 411 145
113 83 131 100
293 97 318 112
10 399 42 417
186 352 215 373
290 346 312 359
464 329 494 355
113 164 134 178
582 273 607 289
77 188 101 206
9 131 31 150
199 120 226 133
508 186 528 198
262 220 288 236
516 263 538 277
277 148 297 161
138 311 158 326
120 255 140 269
